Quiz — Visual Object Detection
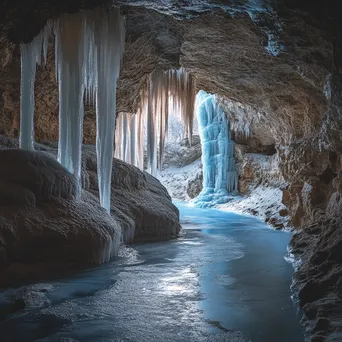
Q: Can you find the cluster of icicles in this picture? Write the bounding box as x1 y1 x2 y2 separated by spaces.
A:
20 8 125 212
19 7 238 213
114 68 196 176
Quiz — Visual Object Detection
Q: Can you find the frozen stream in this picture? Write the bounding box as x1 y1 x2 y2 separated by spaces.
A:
0 203 304 341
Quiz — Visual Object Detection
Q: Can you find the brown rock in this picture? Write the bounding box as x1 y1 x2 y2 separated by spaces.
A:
279 208 288 217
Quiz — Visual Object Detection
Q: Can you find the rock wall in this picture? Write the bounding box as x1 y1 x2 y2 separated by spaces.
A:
0 135 180 287
1 0 342 338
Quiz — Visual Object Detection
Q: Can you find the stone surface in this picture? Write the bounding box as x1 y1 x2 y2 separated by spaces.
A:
187 170 203 199
291 214 342 340
162 135 202 169
0 135 180 286
0 0 342 338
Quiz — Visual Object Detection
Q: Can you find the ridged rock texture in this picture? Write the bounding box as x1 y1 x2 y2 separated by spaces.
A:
1 0 342 339
0 135 180 287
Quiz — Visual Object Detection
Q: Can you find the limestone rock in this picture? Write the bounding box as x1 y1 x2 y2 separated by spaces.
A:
187 171 203 199
0 136 180 286
162 135 202 169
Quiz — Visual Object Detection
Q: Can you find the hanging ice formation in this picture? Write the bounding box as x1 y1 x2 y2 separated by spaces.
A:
114 111 143 168
54 13 87 180
20 8 125 212
194 90 238 207
114 68 196 176
20 22 52 150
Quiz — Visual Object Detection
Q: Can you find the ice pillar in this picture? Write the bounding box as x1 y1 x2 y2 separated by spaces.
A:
195 90 238 206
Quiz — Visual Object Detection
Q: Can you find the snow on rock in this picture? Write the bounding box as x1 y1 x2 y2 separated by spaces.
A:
217 186 290 230
157 159 202 201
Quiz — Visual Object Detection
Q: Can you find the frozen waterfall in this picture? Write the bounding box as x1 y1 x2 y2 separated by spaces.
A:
194 90 238 206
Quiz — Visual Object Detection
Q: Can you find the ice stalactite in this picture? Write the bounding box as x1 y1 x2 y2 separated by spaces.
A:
194 90 238 207
20 23 52 151
114 113 123 161
92 8 125 212
144 68 196 175
21 8 125 211
54 8 124 210
108 67 195 178
54 13 87 180
114 112 140 167
114 68 195 175
169 68 195 144
136 107 145 170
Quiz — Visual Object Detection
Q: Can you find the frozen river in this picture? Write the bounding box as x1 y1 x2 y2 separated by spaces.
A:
0 202 304 341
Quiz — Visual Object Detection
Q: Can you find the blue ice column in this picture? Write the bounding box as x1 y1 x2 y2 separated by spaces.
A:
195 91 238 206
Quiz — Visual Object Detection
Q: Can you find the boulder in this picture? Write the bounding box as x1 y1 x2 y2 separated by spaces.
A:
0 136 180 286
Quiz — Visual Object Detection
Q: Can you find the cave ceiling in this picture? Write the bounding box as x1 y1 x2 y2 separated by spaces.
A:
0 0 339 145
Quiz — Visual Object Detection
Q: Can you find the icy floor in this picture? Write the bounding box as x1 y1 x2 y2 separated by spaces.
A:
158 161 287 228
0 203 303 342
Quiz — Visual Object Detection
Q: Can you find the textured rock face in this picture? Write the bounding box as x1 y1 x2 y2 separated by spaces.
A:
0 135 180 286
230 144 289 229
82 144 181 243
0 0 334 145
291 215 342 341
163 135 201 169
0 0 342 338
187 171 203 199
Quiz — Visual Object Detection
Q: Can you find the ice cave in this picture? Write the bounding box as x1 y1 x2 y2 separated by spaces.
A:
0 1 342 341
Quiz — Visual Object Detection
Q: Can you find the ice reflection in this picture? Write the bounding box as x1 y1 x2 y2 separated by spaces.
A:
0 203 303 342
159 267 199 296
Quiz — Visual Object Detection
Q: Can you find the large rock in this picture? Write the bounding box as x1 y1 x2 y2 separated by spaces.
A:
0 136 180 286
187 170 203 199
81 144 181 243
291 212 342 340
162 135 202 169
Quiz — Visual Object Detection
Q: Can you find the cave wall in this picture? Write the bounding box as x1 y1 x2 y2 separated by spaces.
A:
0 0 341 232
2 1 342 337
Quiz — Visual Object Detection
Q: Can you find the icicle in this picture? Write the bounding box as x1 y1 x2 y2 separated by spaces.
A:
114 113 123 160
53 8 124 211
92 8 125 212
122 113 128 162
20 24 52 151
147 76 157 175
194 90 238 207
55 12 87 180
137 106 145 170
142 67 195 174
130 113 137 166
168 68 195 145
20 43 38 151
114 67 195 176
